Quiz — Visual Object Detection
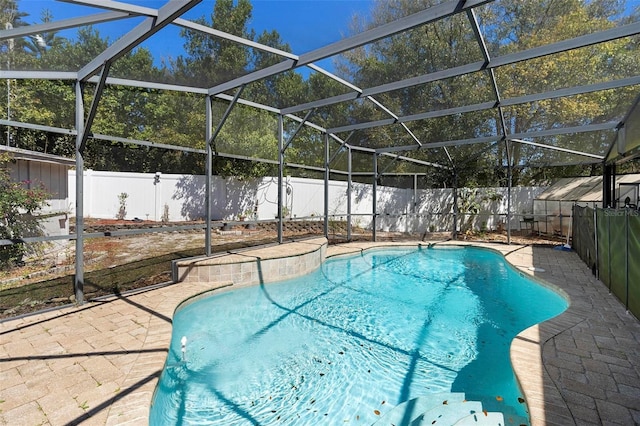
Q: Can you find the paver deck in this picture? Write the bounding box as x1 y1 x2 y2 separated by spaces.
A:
1 240 639 425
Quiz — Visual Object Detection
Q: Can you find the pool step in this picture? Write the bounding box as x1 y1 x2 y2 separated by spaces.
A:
485 405 528 426
372 392 465 425
372 393 505 426
409 400 483 425
453 411 506 425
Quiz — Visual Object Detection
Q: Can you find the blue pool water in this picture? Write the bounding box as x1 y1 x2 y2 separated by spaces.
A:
150 246 567 425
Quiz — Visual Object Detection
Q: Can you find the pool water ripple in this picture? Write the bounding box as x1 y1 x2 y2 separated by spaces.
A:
150 246 567 425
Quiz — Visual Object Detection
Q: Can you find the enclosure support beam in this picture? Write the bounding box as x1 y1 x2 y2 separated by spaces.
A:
612 165 616 208
283 109 315 152
511 138 604 160
277 114 284 244
379 154 401 176
291 22 640 117
324 132 330 239
210 0 493 96
413 174 418 214
506 140 513 245
205 86 245 252
347 147 352 241
78 62 111 154
205 96 213 256
372 153 378 242
603 163 615 208
77 0 201 81
208 85 245 146
74 81 85 304
0 11 131 41
452 170 458 240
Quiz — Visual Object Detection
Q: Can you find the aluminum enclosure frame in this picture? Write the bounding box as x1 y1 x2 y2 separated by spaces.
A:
0 0 638 303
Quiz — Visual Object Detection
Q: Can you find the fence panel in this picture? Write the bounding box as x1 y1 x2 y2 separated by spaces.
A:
579 207 640 319
573 205 596 272
597 209 611 289
628 214 640 316
68 171 543 234
608 211 628 306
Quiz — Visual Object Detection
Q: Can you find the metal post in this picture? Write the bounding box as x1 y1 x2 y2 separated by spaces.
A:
413 174 418 213
6 22 12 146
603 164 613 208
413 173 418 233
607 211 612 291
74 82 85 304
277 114 284 244
347 147 352 241
5 74 9 145
452 170 458 239
372 153 377 242
324 132 329 239
205 96 212 256
559 201 563 240
507 172 512 245
545 200 549 234
611 164 617 208
205 86 243 250
506 141 513 245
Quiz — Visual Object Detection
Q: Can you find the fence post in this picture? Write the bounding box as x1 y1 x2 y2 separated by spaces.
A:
545 199 548 234
153 172 162 221
607 210 612 291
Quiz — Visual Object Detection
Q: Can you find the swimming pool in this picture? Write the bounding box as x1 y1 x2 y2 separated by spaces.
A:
150 245 567 425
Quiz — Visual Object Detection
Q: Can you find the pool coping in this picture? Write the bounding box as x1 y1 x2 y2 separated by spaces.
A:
173 237 327 286
1 239 639 425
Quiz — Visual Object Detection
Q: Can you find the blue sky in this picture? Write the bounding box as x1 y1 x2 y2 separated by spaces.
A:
17 0 375 70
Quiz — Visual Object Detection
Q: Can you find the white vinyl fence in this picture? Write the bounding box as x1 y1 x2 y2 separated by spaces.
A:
68 170 545 233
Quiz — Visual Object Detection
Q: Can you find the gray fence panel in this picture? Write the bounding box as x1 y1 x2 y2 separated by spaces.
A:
574 206 640 319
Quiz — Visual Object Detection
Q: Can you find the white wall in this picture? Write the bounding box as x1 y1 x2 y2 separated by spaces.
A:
10 159 70 238
10 159 69 214
68 170 546 233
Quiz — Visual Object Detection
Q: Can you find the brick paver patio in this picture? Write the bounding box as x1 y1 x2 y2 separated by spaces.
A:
1 240 639 425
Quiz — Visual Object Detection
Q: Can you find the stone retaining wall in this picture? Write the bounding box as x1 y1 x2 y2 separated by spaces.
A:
173 238 327 287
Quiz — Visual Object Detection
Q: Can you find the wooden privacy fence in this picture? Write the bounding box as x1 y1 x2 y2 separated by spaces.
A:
573 205 640 319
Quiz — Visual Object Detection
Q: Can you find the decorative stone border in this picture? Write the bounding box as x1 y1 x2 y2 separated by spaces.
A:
173 237 327 287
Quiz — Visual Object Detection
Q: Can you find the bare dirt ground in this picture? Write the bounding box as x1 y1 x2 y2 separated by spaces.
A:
1 218 565 290
0 219 316 289
0 219 565 318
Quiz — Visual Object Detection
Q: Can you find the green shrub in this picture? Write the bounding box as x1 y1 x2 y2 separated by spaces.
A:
0 153 49 268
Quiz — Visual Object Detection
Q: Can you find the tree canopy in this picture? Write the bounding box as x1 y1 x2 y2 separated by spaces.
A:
1 0 638 185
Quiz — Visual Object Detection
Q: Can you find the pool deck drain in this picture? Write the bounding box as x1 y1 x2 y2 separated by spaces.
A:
1 240 639 425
